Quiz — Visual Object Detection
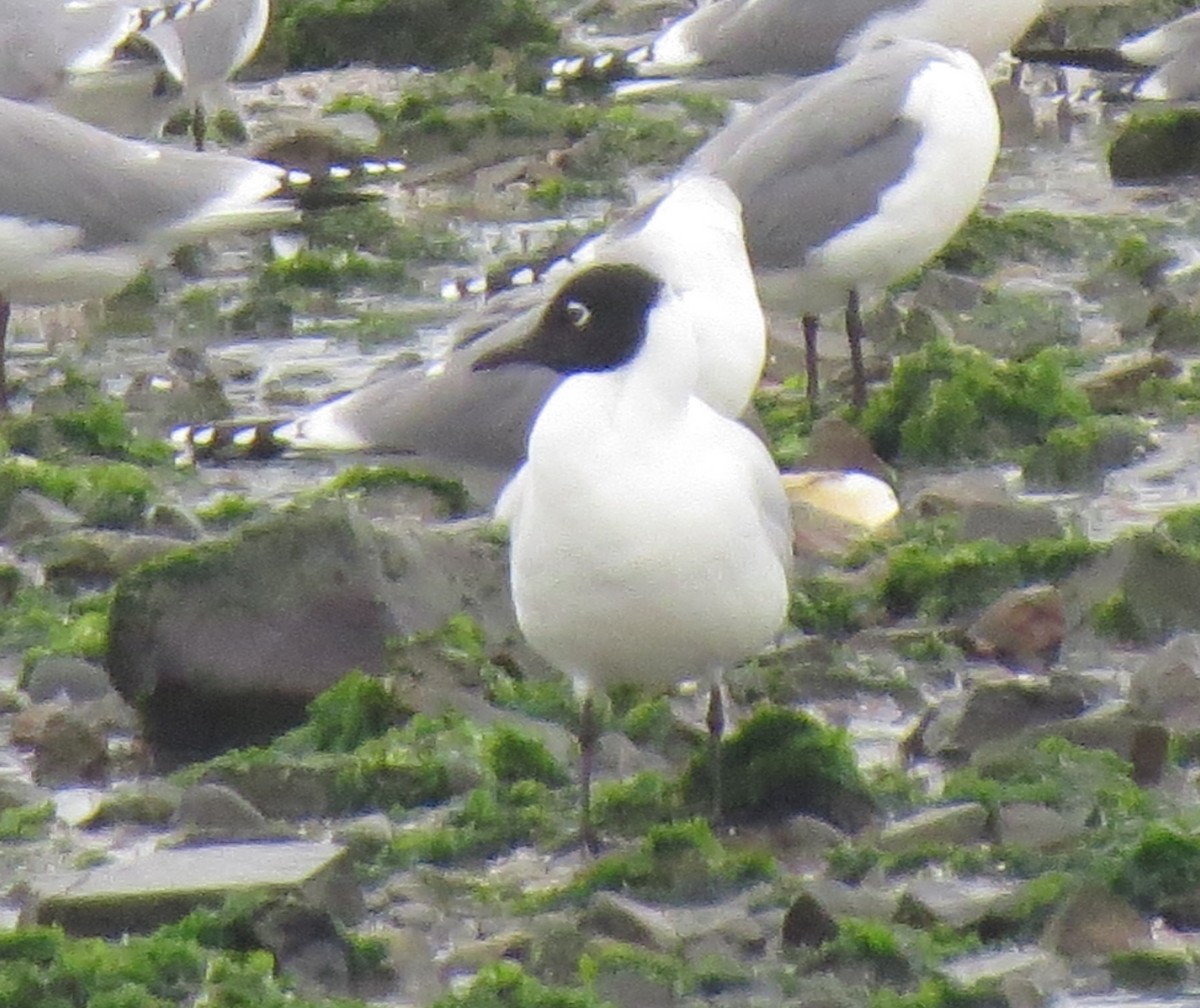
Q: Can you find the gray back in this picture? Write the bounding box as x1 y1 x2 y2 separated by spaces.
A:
673 0 922 77
689 41 935 268
0 96 273 247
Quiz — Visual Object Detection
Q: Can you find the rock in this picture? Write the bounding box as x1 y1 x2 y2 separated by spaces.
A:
895 876 1018 931
942 947 1069 1008
1 490 81 543
771 814 847 869
1129 634 1200 729
800 418 893 483
106 499 522 762
1080 352 1181 413
995 803 1087 851
910 473 1063 546
1065 533 1200 643
27 708 109 787
82 782 180 829
22 656 113 703
954 280 1082 357
172 783 285 842
913 269 987 314
1042 882 1150 960
782 878 898 949
251 900 351 997
583 892 680 951
967 585 1066 672
143 504 204 542
921 676 1087 762
26 531 187 592
780 891 839 949
1109 108 1200 183
30 840 362 936
877 803 989 854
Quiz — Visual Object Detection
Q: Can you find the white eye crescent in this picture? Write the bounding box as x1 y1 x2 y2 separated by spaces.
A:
565 300 591 328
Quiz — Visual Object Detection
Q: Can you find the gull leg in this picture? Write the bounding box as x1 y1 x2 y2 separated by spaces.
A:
706 683 725 824
579 695 600 853
0 296 10 413
802 313 820 413
192 100 207 152
845 289 868 412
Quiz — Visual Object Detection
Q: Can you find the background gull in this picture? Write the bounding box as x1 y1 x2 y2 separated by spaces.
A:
139 0 271 148
176 175 766 497
0 95 289 408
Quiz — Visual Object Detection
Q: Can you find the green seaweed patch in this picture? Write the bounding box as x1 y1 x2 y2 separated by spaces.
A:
301 202 466 262
944 737 1148 818
319 464 471 518
1022 415 1151 490
1 587 110 666
0 456 158 529
1150 302 1200 351
591 771 677 836
562 818 775 905
484 724 569 786
1110 824 1200 916
1108 949 1191 991
879 532 1098 621
3 377 171 466
271 0 559 75
1090 592 1151 643
384 779 559 869
0 800 54 842
789 576 872 637
752 375 814 466
578 940 683 995
814 918 915 987
859 338 1091 465
259 247 410 294
933 209 1078 277
431 960 608 1008
196 494 269 529
303 669 411 754
682 706 874 829
1110 234 1175 287
1110 109 1200 183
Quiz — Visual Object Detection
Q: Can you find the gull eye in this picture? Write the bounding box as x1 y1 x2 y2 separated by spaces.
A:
565 300 591 329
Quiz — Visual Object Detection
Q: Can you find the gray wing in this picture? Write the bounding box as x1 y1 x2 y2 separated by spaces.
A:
0 0 138 99
663 0 919 78
0 96 282 247
292 290 560 471
689 41 932 269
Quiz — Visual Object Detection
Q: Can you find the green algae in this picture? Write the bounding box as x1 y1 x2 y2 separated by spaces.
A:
431 961 608 1008
682 707 873 829
1107 949 1191 991
858 338 1090 465
318 464 472 518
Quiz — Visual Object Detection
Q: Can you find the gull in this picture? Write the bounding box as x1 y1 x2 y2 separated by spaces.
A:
139 0 271 149
547 0 1135 88
174 175 766 493
686 38 1001 410
0 94 289 408
473 261 793 847
1119 9 1200 100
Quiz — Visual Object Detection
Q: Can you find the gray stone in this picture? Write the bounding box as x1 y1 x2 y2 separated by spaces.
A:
942 947 1068 1008
896 876 1018 930
955 280 1083 357
106 499 524 761
967 585 1066 672
923 676 1087 761
29 708 109 787
1130 634 1200 730
782 877 898 950
1080 352 1180 413
877 803 989 854
1065 532 1200 643
995 803 1086 851
82 782 181 829
583 891 680 951
1 490 81 543
26 531 187 592
172 783 282 842
22 656 112 703
913 269 987 314
1042 882 1150 960
251 900 351 997
30 840 362 936
909 473 1063 546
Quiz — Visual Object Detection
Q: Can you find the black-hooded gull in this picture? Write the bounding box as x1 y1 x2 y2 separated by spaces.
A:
474 261 792 847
